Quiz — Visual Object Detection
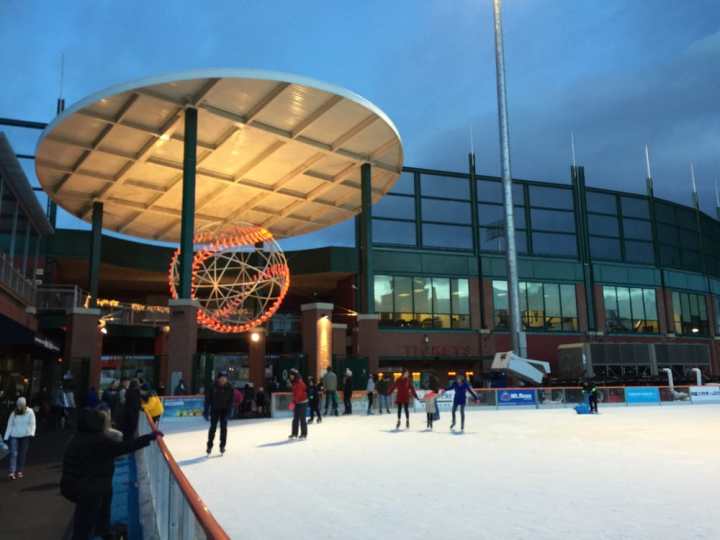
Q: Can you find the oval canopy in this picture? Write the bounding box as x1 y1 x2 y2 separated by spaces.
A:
36 69 404 241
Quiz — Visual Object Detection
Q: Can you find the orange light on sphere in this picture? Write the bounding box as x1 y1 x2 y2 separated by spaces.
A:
169 225 290 334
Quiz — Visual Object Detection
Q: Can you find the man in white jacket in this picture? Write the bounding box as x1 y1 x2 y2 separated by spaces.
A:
3 397 36 480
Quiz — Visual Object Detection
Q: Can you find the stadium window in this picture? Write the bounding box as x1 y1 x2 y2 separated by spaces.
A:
372 193 415 220
623 241 655 265
621 197 650 219
589 236 622 261
531 209 576 232
372 219 416 246
531 232 577 258
479 228 528 254
420 174 469 200
421 199 471 224
603 286 658 334
528 185 574 210
374 275 471 329
622 218 652 241
671 291 708 336
421 223 473 250
389 172 415 195
477 180 524 205
586 191 617 214
588 214 619 237
492 280 578 332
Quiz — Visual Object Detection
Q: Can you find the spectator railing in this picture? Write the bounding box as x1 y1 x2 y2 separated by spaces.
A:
0 251 36 305
138 412 230 540
35 284 86 311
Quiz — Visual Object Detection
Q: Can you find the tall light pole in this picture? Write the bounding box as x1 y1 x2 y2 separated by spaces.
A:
492 0 525 357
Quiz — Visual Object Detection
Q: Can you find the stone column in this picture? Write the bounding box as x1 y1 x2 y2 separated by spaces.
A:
301 303 333 379
64 308 102 390
248 329 266 390
153 328 169 393
167 299 199 391
332 323 347 358
356 313 380 372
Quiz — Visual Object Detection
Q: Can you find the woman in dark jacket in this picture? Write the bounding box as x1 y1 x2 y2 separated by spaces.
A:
61 407 161 540
307 376 323 424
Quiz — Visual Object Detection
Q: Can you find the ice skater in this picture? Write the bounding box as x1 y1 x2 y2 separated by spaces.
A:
387 369 419 430
423 388 441 430
288 369 308 440
307 375 323 424
342 369 353 415
366 373 376 415
583 379 600 414
376 374 391 414
447 374 478 431
204 372 234 455
322 367 339 416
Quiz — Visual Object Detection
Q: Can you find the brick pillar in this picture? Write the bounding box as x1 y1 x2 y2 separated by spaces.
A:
576 282 589 333
332 323 347 357
64 308 102 391
248 329 266 390
592 283 605 334
301 303 333 380
356 314 380 372
153 328 169 393
469 277 482 329
167 299 198 391
663 289 676 335
656 287 668 335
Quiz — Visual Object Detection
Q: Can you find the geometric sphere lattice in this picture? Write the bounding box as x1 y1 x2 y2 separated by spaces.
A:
169 225 290 334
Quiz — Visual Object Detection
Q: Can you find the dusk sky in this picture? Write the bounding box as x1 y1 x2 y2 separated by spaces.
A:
1 0 718 249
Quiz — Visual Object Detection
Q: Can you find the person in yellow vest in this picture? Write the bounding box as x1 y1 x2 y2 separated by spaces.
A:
141 391 164 426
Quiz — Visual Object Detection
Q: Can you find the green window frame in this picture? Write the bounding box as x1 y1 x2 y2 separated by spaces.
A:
492 280 578 332
602 286 658 334
671 291 709 336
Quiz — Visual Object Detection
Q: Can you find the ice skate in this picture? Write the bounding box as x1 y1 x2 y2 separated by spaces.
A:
206 443 212 456
308 418 314 424
220 446 225 455
406 419 409 429
396 419 401 429
298 435 306 441
317 418 322 423
288 434 297 440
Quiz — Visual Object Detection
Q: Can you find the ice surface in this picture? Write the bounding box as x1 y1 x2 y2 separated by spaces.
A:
163 405 720 540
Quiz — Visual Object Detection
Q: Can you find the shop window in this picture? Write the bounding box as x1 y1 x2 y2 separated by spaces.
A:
492 280 578 332
420 175 469 200
375 275 471 329
373 194 415 220
373 219 416 246
671 291 708 336
603 286 658 334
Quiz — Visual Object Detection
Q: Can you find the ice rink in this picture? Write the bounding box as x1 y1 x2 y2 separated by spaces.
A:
163 405 720 540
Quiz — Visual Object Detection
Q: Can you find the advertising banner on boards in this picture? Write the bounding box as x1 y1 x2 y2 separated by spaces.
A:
162 396 205 418
625 387 660 404
497 389 537 406
689 386 720 403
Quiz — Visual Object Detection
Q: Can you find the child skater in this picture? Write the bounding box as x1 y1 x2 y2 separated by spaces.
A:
423 389 442 431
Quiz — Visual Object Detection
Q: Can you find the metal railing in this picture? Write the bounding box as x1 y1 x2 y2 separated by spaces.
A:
138 412 230 540
0 251 36 305
35 284 86 310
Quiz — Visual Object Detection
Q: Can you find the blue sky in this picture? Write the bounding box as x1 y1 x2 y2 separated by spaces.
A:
1 0 718 249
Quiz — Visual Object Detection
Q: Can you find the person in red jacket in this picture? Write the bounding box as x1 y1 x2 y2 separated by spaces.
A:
288 369 309 440
387 369 419 430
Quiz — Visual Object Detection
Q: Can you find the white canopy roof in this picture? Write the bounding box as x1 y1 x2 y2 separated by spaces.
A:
35 69 403 241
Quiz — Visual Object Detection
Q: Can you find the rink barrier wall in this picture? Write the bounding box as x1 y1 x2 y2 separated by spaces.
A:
138 411 231 540
263 386 717 416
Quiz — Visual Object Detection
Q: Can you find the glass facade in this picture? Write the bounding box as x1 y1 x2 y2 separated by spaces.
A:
373 168 720 280
492 280 578 332
602 286 658 333
374 275 470 329
671 291 709 336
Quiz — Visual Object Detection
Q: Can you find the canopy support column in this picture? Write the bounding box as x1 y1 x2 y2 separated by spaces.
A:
359 163 374 314
88 202 103 307
179 107 198 299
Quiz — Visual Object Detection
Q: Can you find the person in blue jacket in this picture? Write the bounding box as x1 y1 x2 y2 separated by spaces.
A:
447 374 478 431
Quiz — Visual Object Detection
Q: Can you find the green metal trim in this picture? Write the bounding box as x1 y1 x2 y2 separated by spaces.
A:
360 163 374 313
88 201 103 306
179 107 198 299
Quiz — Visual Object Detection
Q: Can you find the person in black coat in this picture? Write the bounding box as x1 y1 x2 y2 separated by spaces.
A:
307 376 323 424
204 372 234 455
122 379 142 441
342 369 354 415
61 407 161 540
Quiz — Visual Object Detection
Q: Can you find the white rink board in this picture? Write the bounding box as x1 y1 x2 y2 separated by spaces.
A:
163 406 720 540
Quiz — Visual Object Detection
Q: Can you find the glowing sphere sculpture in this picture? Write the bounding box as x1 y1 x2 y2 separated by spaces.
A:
169 226 290 334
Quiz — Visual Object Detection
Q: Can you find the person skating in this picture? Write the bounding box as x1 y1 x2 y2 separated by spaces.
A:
4 397 36 480
423 388 441 431
583 379 600 414
204 372 234 455
342 369 353 415
448 374 478 431
288 369 308 440
255 387 267 417
366 373 376 415
322 367 339 416
376 374 391 414
61 407 162 540
307 376 323 424
387 370 419 430
174 378 187 395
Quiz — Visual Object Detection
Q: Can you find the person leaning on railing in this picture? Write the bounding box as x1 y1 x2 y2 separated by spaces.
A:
61 407 163 540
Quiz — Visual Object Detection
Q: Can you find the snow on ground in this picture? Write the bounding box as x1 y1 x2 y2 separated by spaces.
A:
163 405 720 540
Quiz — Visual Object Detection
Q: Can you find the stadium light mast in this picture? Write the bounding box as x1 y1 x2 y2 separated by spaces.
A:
492 0 525 357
